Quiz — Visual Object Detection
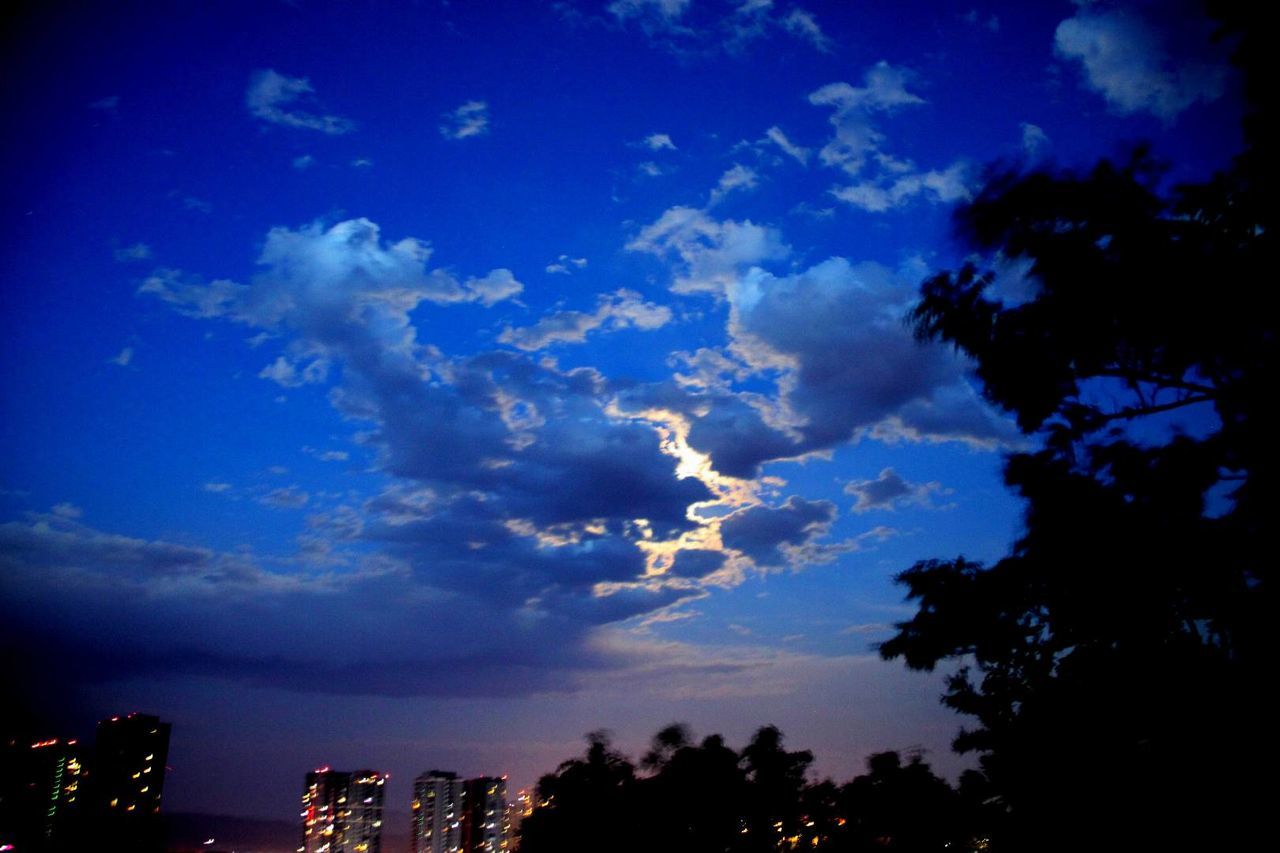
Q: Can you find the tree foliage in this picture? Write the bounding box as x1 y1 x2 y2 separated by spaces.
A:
879 6 1273 850
518 726 982 853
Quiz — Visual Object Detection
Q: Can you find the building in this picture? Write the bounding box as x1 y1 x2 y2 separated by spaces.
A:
300 767 385 853
461 776 508 853
95 712 171 851
411 771 465 853
347 771 386 853
0 736 86 851
504 789 532 851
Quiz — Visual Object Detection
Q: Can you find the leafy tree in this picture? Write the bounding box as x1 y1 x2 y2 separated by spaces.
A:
880 6 1272 850
835 751 968 853
517 730 641 853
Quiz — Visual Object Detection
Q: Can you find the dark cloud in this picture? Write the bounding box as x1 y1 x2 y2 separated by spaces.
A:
719 496 837 568
843 467 949 513
667 548 727 578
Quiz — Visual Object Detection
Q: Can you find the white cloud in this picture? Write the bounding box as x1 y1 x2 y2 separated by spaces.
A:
809 63 971 213
440 100 490 139
830 162 970 212
1054 6 1224 121
292 154 316 170
259 486 309 509
608 0 690 24
763 126 810 166
246 69 355 134
114 243 151 262
499 290 672 351
138 219 522 333
644 132 677 151
465 268 524 306
258 355 330 388
1021 122 1050 157
708 163 759 205
809 63 924 176
545 255 588 275
626 206 789 296
108 346 134 367
781 8 832 52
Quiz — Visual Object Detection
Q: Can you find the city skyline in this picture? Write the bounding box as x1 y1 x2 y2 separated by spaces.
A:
1 0 1246 827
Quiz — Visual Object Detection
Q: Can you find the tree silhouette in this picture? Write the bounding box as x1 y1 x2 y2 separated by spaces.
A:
880 6 1272 850
517 730 641 853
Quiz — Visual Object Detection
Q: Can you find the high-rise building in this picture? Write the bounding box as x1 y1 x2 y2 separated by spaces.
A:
0 736 86 851
411 771 465 853
505 789 532 851
348 771 386 853
94 712 171 851
461 776 508 853
300 767 385 853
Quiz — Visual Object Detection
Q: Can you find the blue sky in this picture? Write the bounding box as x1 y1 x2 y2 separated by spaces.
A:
1 0 1242 821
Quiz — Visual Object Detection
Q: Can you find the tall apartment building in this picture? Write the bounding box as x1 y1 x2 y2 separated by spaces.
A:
461 776 509 853
0 736 86 850
300 767 385 853
95 713 171 818
95 712 171 851
411 770 465 853
411 772 509 853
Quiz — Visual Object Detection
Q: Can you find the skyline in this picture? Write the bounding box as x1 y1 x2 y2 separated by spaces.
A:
0 0 1245 824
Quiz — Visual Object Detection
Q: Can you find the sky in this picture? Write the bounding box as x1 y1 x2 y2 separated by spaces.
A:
0 0 1244 824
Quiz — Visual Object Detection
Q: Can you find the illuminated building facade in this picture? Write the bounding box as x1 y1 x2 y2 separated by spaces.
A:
300 767 385 853
412 771 465 853
505 790 532 850
461 776 508 853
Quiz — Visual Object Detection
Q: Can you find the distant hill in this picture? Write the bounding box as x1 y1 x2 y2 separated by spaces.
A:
165 811 411 853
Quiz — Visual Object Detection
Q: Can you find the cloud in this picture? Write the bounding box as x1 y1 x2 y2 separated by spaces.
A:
0 510 693 699
1021 122 1050 157
829 162 970 212
440 100 490 139
499 290 672 351
292 154 316 170
708 164 759 205
644 133 677 151
89 95 120 112
122 216 734 701
764 125 810 165
545 255 588 275
1054 5 1224 121
203 482 233 493
108 346 133 367
666 548 728 578
626 206 789 296
246 69 355 134
138 219 522 327
616 257 1018 480
258 355 329 388
719 496 836 568
259 487 309 509
810 63 971 212
114 243 152 262
608 0 690 27
781 8 832 52
843 467 950 512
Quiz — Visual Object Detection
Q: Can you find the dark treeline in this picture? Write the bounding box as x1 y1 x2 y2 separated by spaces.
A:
519 725 998 853
876 2 1273 851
